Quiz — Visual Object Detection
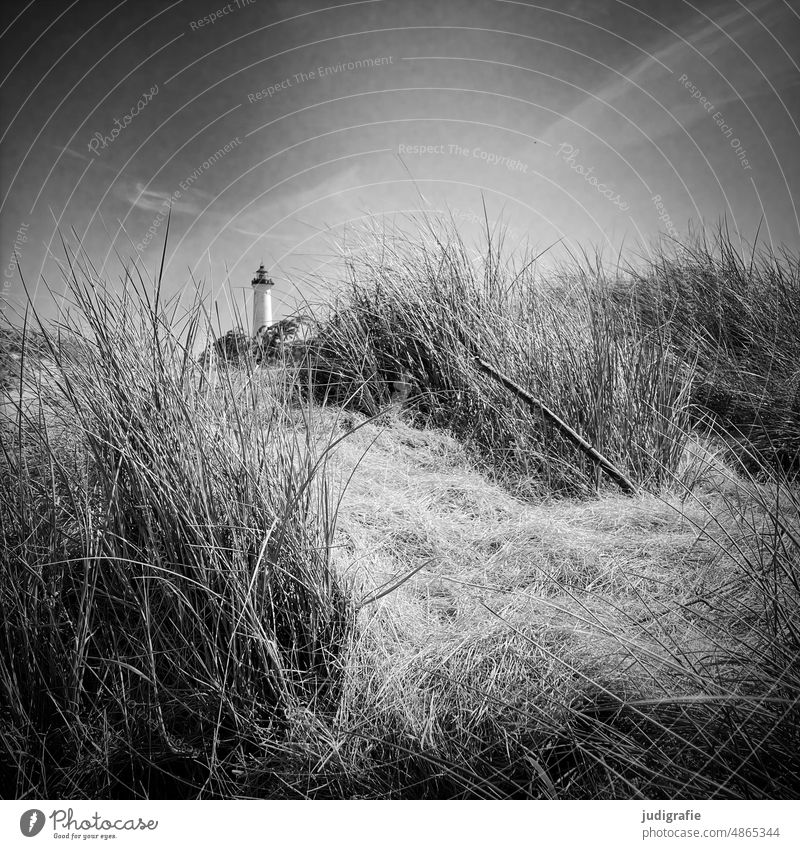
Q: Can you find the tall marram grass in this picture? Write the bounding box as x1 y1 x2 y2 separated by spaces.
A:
627 227 800 474
308 224 694 495
0 258 351 798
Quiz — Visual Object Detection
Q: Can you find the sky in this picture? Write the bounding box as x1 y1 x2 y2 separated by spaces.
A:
1 0 799 329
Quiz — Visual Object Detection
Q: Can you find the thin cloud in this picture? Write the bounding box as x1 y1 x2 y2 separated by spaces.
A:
228 226 299 241
118 181 199 215
54 145 93 164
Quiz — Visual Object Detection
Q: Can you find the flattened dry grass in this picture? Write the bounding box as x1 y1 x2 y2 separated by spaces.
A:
231 410 799 799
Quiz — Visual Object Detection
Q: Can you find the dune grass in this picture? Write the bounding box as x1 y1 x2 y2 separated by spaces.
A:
308 225 695 495
1 260 351 798
1 227 798 798
625 227 800 474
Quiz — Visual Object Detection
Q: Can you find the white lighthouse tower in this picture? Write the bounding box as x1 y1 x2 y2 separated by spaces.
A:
251 263 274 336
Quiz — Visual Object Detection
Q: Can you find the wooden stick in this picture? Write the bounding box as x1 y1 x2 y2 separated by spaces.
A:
475 357 637 495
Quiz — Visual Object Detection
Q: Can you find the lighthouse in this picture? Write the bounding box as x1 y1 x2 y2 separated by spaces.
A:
251 263 274 336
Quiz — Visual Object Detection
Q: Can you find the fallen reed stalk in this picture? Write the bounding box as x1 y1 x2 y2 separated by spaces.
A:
475 357 637 495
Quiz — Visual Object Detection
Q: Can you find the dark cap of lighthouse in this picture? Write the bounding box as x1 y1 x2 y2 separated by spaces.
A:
251 263 274 288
